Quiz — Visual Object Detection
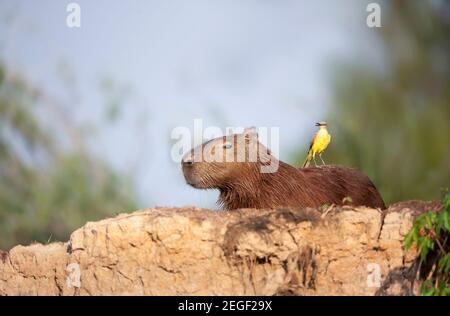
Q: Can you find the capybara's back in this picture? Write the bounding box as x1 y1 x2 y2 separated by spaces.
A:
299 165 386 209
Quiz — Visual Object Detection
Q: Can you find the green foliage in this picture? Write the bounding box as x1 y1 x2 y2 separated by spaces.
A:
294 1 450 204
0 62 138 250
404 195 450 296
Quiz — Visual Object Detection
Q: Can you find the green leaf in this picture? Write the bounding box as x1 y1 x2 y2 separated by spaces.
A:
444 195 450 211
420 280 435 296
442 209 450 231
438 253 450 274
442 286 450 296
404 229 415 250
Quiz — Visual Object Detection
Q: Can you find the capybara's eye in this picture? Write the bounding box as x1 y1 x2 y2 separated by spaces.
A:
223 143 232 149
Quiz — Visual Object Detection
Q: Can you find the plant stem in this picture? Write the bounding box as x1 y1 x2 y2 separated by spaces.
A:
435 238 447 255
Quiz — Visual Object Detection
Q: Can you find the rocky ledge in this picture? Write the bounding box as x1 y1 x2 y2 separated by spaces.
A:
0 201 441 295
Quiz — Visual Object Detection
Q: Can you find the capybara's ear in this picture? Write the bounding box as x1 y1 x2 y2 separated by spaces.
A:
243 127 258 139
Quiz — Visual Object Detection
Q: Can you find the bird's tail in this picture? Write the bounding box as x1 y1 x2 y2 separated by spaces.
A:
302 152 312 168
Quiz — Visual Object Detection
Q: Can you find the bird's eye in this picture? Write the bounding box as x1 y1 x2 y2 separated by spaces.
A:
223 143 232 149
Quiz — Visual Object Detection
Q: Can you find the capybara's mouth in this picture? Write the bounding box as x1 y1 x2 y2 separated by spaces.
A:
184 175 197 187
182 170 210 189
184 176 204 189
182 166 201 188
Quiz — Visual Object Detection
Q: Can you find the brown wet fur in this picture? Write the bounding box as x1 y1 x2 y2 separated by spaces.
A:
182 130 386 210
217 162 386 210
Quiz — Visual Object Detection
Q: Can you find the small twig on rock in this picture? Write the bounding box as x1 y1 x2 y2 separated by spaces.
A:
321 204 335 219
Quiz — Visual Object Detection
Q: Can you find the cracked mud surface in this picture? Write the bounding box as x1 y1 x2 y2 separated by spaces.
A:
0 202 434 295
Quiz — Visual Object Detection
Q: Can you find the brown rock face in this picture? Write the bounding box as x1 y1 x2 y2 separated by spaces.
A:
0 204 428 296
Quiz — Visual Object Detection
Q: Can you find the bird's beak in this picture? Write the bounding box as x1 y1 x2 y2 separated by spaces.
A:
315 122 320 126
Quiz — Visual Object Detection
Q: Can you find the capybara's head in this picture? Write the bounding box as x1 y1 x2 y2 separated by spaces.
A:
181 127 277 189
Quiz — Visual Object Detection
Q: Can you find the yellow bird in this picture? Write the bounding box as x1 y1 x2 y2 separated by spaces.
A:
302 121 331 168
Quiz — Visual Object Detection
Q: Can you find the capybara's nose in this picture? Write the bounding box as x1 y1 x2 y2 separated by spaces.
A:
182 155 193 166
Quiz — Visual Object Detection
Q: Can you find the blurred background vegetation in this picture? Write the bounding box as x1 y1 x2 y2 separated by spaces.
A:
294 1 450 203
0 1 449 250
0 63 137 249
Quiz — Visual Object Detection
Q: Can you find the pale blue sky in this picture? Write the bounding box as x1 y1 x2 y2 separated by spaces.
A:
0 0 383 209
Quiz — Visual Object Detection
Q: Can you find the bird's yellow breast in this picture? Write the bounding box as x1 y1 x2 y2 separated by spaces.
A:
311 128 331 155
